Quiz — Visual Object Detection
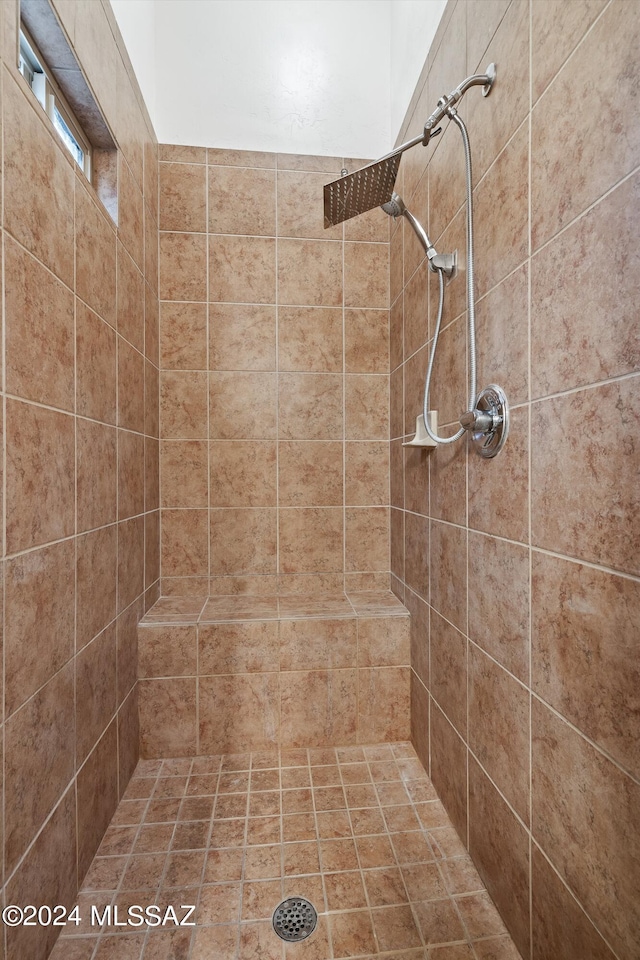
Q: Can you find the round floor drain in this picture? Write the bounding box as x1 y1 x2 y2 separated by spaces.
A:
272 898 317 942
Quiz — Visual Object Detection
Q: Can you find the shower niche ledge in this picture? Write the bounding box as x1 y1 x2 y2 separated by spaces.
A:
138 589 411 759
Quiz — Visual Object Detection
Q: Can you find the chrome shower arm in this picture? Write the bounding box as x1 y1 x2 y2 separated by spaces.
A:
423 63 496 144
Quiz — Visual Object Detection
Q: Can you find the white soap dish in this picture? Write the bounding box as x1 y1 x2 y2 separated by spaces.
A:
402 412 438 448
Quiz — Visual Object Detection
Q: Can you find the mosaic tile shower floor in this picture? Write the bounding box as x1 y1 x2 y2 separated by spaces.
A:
51 743 520 959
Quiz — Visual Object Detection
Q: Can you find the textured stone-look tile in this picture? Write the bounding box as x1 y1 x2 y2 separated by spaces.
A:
278 152 340 173
278 239 342 306
532 699 640 960
358 667 410 743
345 442 389 506
429 433 466 526
210 441 277 507
5 788 76 960
404 511 429 600
278 306 342 372
531 379 640 575
77 524 117 651
532 0 640 250
161 509 208 577
117 338 145 433
77 718 118 877
390 365 403 441
5 236 74 411
75 625 117 765
534 0 604 93
199 620 279 675
209 235 276 303
281 670 357 747
200 595 278 621
138 624 197 678
532 171 640 399
6 399 75 552
4 72 74 285
346 203 390 245
160 301 207 370
403 444 428 519
208 146 273 167
430 703 467 842
357 617 409 668
279 373 343 441
160 371 208 439
278 442 343 507
476 263 529 408
200 674 279 752
210 508 277 576
467 0 529 184
161 440 208 508
531 846 617 960
209 303 276 371
159 232 207 301
277 168 342 240
279 508 343 574
159 161 207 232
430 610 467 737
118 429 145 520
430 520 467 633
117 242 145 351
210 371 277 439
532 552 640 778
76 302 117 424
469 404 529 544
5 663 75 874
391 507 405 583
345 507 389 573
209 165 276 235
344 241 389 309
280 619 356 671
475 122 529 297
5 540 74 717
117 516 145 612
406 588 429 689
76 181 117 326
139 678 197 758
468 532 529 683
345 308 389 374
469 645 530 823
329 910 376 958
346 375 389 440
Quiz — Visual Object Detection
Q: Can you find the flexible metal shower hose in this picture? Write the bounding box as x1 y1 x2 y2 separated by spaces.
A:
422 110 477 444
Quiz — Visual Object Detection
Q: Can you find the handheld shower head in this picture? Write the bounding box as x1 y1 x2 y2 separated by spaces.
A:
380 192 406 218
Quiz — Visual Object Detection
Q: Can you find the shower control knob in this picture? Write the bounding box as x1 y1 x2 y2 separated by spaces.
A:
460 385 510 459
460 409 494 432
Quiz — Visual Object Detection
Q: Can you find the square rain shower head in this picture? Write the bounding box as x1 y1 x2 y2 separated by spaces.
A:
323 152 402 227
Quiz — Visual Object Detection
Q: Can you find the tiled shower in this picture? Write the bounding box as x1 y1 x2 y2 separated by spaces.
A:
0 0 637 959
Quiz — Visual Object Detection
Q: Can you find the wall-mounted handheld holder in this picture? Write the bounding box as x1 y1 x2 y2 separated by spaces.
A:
402 412 439 449
460 385 509 458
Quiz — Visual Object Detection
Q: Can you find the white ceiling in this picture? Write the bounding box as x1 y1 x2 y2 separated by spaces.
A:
110 0 446 158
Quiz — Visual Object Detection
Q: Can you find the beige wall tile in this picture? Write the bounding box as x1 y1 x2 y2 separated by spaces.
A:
209 235 276 303
210 508 277 576
279 373 343 441
5 236 74 411
345 442 389 506
76 302 117 424
209 166 276 236
281 670 356 747
138 625 197 678
209 303 276 371
277 169 342 241
76 419 117 533
199 621 279 675
279 508 343 574
159 161 207 232
278 306 342 373
357 617 409 668
160 370 208 439
75 181 117 326
280 619 357 671
430 610 467 738
117 241 145 352
200 674 279 752
6 400 75 552
209 441 277 507
344 242 389 309
76 625 117 765
345 507 389 572
346 375 389 440
161 509 209 577
210 371 277 440
278 441 343 507
160 302 207 370
160 440 209 508
139 678 197 758
357 667 410 742
278 239 342 306
159 232 207 301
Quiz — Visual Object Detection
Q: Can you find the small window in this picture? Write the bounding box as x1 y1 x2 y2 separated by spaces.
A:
19 26 91 179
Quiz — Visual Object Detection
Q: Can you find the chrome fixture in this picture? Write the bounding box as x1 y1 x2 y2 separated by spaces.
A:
460 384 509 458
381 192 455 277
325 62 509 459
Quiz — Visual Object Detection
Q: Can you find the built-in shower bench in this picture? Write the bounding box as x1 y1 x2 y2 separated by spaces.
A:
137 591 411 758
